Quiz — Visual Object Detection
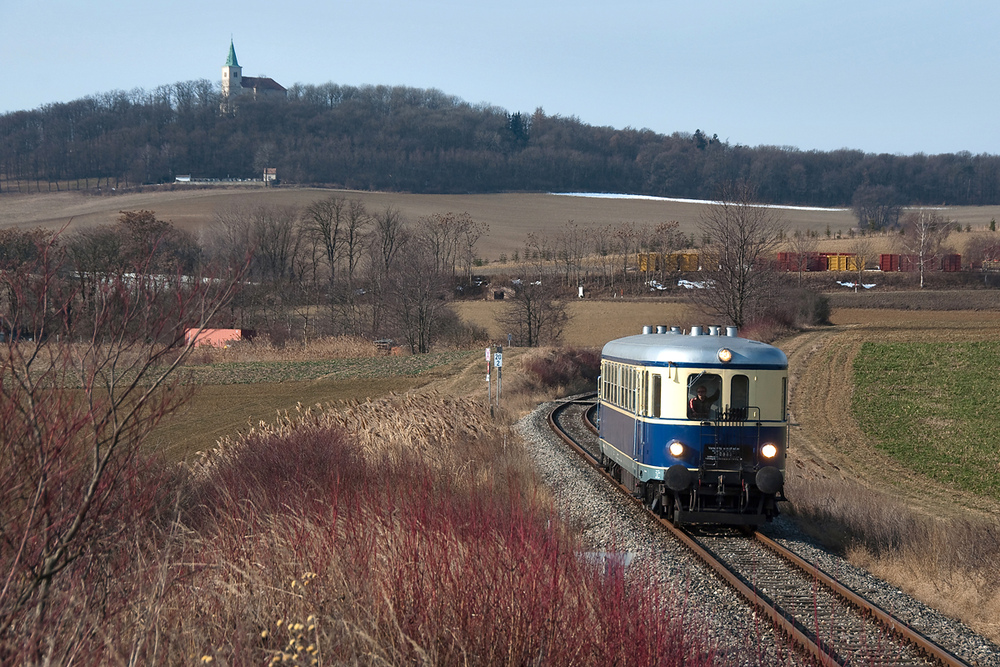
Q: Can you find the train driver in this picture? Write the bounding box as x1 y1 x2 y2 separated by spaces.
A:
688 385 719 420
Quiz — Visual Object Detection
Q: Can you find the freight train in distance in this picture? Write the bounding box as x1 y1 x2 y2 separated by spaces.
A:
597 326 788 527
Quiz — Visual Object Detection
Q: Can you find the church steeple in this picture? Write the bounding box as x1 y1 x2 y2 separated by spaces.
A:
225 39 240 68
222 39 242 98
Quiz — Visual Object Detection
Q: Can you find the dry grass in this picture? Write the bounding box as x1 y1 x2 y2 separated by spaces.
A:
454 298 700 348
786 476 1000 641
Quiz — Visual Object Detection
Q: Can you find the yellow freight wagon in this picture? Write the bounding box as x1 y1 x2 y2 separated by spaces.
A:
678 253 699 272
638 253 700 272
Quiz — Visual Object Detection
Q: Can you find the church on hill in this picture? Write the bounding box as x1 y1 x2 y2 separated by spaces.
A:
221 40 286 100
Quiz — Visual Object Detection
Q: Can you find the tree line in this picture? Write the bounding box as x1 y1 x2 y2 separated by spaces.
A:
2 80 1000 207
0 199 498 353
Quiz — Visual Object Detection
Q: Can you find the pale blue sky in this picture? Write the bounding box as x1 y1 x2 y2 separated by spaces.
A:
2 0 997 156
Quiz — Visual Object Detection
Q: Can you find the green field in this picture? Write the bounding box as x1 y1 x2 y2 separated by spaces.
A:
149 350 477 461
182 350 476 384
853 341 1000 497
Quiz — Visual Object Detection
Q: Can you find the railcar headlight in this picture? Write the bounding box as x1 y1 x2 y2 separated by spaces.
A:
761 443 778 459
669 441 685 457
718 348 733 363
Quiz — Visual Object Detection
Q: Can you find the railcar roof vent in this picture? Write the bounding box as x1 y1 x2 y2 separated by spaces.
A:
670 326 682 334
709 325 721 336
642 325 653 334
690 326 704 336
656 325 668 334
726 326 739 337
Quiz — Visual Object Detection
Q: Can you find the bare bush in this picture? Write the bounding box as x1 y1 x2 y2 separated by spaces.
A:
522 347 600 395
0 234 242 661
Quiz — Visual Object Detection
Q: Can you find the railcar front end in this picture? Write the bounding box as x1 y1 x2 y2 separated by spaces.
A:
598 326 788 527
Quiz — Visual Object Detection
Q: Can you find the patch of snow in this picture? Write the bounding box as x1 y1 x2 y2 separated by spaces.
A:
551 192 849 213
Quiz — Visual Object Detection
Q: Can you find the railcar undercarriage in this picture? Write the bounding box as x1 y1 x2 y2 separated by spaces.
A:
603 455 785 528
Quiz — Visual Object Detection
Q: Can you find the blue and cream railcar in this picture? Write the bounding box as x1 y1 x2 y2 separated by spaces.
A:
598 325 788 526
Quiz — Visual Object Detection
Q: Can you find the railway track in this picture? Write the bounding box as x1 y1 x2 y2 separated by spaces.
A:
548 395 970 667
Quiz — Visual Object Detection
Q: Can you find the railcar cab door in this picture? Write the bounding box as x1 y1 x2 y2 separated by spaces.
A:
637 369 651 461
627 367 644 461
643 371 664 463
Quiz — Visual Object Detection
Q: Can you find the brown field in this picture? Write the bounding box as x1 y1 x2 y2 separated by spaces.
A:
454 298 699 347
5 186 998 263
11 186 1000 262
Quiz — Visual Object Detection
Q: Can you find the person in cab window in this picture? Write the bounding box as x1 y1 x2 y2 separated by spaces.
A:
689 385 719 419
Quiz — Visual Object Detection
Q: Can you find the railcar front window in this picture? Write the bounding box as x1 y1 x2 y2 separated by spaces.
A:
687 374 721 420
651 374 662 418
729 375 749 421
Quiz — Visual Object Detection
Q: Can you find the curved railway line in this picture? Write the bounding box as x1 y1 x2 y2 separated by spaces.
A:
548 394 970 667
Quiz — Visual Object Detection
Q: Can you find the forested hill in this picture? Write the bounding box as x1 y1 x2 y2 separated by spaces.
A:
2 78 999 207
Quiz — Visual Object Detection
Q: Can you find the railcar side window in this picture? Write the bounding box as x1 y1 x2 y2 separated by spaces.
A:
730 375 749 420
687 374 721 420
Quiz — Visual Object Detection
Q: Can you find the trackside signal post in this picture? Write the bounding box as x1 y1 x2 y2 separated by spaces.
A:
486 344 503 416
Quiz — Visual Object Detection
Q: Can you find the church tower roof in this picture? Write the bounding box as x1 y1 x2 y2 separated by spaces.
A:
225 40 240 68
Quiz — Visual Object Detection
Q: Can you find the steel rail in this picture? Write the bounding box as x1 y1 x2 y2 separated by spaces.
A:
547 396 969 667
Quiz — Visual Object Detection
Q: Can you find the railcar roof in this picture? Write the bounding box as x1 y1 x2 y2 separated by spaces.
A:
602 332 787 368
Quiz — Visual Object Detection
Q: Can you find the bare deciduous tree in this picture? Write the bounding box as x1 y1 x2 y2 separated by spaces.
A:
852 184 902 231
387 238 452 353
642 220 688 286
458 215 488 284
849 233 878 293
418 212 461 277
302 194 347 284
495 277 568 347
613 222 638 290
342 199 371 289
697 181 784 328
899 210 953 288
555 221 589 288
786 229 819 285
371 205 408 279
